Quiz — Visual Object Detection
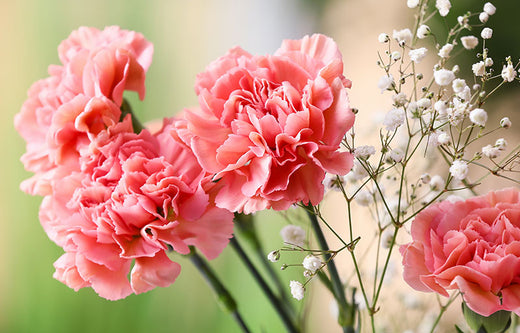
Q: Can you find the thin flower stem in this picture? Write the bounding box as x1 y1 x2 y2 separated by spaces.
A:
233 214 292 306
429 293 459 333
229 237 300 333
305 205 355 333
187 247 251 333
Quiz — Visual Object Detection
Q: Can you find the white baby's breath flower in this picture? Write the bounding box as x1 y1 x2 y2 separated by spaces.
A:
448 99 468 126
391 51 401 61
438 43 453 58
347 160 368 181
323 173 347 192
392 92 407 106
437 132 450 145
267 250 280 262
485 57 494 67
482 145 500 158
383 107 405 131
479 12 489 23
409 48 428 63
496 138 507 150
500 117 512 129
417 25 430 39
430 175 444 191
452 78 467 93
434 69 455 86
472 61 486 77
436 0 451 17
461 36 479 50
469 108 488 126
449 160 469 180
434 100 448 116
483 2 496 15
501 63 517 82
302 255 322 273
354 145 376 159
378 74 394 93
289 281 305 300
378 33 389 43
481 27 493 39
280 225 306 247
389 148 404 163
407 0 420 8
417 98 431 109
393 28 413 45
420 173 431 184
355 190 372 206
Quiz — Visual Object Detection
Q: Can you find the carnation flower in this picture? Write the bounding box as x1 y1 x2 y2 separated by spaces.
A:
290 280 305 300
43 118 234 300
14 26 154 197
461 36 479 50
434 69 455 86
280 225 306 247
185 34 355 213
400 188 520 316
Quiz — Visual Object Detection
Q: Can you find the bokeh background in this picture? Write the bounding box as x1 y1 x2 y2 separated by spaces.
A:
2 0 519 332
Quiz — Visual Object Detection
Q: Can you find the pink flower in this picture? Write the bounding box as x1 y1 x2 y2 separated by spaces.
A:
186 34 355 213
400 188 520 316
41 118 234 300
15 26 153 195
58 26 154 105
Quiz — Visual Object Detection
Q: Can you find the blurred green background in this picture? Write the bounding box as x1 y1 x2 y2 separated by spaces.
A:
3 0 520 332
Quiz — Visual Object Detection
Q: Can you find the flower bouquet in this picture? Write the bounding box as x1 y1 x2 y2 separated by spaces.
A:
15 0 520 332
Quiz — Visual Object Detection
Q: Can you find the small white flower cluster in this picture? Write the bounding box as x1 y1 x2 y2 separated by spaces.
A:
482 138 508 159
280 225 306 248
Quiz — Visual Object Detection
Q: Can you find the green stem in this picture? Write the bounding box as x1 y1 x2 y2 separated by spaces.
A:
121 98 144 133
187 247 251 333
306 205 355 333
230 237 300 333
234 214 292 306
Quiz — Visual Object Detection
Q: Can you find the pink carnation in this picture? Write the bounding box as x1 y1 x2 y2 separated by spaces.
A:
15 26 153 195
400 188 520 316
186 34 355 213
41 118 234 300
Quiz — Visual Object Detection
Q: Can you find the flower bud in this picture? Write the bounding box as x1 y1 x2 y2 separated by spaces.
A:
462 302 511 333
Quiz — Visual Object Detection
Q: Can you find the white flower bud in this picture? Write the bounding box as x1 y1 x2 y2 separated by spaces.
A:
407 0 420 8
436 0 451 17
500 117 512 129
452 78 467 93
409 48 428 63
479 12 489 23
378 74 394 93
482 145 500 158
481 27 493 39
420 173 431 184
483 2 496 16
393 28 413 45
378 33 389 43
437 132 450 145
484 58 494 67
495 138 507 150
267 250 280 262
389 148 404 163
417 25 430 39
354 145 376 159
391 51 402 61
430 175 444 191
